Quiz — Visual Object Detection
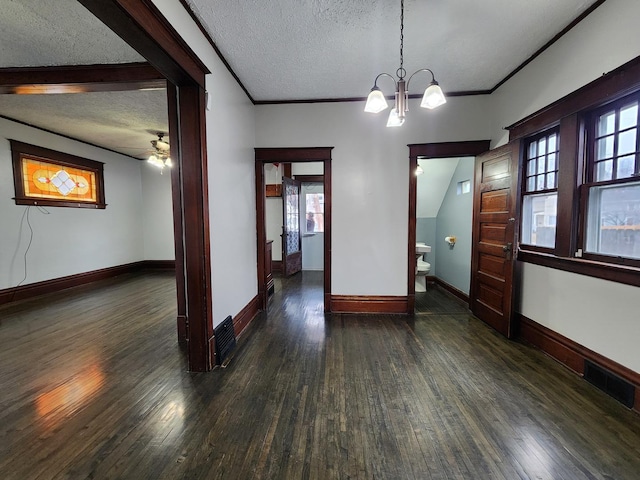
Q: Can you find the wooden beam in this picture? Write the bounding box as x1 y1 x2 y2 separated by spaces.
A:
0 63 165 94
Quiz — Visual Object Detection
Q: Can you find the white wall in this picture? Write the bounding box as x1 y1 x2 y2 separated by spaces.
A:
0 117 144 289
256 96 492 295
492 0 640 373
152 0 257 327
140 164 174 260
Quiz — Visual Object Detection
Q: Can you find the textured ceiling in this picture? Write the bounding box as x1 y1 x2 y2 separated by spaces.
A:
1 0 601 158
0 0 165 160
185 0 599 101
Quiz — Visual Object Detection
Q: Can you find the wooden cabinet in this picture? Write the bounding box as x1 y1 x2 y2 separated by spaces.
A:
266 240 275 296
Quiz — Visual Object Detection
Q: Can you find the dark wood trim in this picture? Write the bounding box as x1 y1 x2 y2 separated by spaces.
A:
77 0 209 88
508 55 640 140
178 84 214 371
408 140 491 314
0 260 175 305
10 140 107 209
554 115 581 257
323 157 332 311
167 83 187 344
176 0 254 102
491 0 607 93
255 158 268 310
433 278 470 305
143 260 176 270
518 250 640 288
253 89 492 105
294 174 324 183
283 163 292 178
256 147 334 162
233 295 261 338
407 141 491 159
86 0 214 372
255 147 333 312
272 260 283 273
0 63 164 94
330 295 408 314
518 314 640 412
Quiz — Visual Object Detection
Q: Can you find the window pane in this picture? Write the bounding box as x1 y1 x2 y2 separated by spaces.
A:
548 133 557 152
598 110 616 136
546 172 556 189
529 142 537 159
547 153 556 171
538 137 547 155
617 155 636 179
527 159 536 176
596 160 613 181
521 193 557 248
527 177 535 192
536 175 545 190
596 136 614 159
619 102 638 130
586 182 640 259
617 128 637 156
537 157 545 174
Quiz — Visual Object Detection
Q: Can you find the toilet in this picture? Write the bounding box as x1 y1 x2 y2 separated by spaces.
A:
415 243 432 293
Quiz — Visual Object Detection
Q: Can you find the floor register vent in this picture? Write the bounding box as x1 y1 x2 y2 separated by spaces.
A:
214 315 237 366
584 360 634 408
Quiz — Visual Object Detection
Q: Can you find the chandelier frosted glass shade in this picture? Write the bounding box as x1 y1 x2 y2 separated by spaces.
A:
386 107 404 127
420 82 447 109
364 87 389 113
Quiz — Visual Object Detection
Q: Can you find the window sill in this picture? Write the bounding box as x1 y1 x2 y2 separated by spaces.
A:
518 249 640 288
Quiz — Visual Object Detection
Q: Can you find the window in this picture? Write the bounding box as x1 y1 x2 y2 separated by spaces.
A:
11 140 106 209
305 193 324 233
584 95 640 262
511 58 640 287
521 129 559 249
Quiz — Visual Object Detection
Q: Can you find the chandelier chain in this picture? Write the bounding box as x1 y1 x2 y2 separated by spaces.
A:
398 0 404 79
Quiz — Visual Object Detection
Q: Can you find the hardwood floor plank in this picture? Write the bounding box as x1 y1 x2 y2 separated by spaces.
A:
1 271 639 479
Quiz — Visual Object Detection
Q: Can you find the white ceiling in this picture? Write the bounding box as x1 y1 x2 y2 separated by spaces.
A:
185 0 599 101
0 0 165 160
0 0 601 158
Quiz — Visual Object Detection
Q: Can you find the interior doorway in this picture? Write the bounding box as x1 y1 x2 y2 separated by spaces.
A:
407 141 490 313
255 148 333 311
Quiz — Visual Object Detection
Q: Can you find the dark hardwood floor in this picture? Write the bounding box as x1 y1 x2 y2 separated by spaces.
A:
0 270 638 479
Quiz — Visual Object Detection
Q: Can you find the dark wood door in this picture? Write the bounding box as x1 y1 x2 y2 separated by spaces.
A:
470 142 519 338
282 176 302 276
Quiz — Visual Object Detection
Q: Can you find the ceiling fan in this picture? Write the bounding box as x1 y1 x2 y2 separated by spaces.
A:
147 132 172 172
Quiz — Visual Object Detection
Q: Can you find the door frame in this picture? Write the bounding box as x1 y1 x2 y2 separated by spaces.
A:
407 141 490 314
81 0 215 371
255 148 333 311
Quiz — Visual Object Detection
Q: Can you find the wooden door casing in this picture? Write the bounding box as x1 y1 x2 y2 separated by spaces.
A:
470 142 520 338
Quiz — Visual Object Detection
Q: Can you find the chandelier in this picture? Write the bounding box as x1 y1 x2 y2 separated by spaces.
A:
364 0 446 127
147 133 172 172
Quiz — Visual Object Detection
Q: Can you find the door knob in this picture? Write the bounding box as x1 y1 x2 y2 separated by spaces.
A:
503 242 513 253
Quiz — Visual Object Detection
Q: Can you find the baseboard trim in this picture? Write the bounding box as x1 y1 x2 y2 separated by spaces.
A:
330 295 408 314
272 260 283 273
143 260 176 270
233 295 261 338
0 260 176 306
518 314 640 412
433 278 470 305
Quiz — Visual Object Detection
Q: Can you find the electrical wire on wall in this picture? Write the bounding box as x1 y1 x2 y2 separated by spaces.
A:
7 205 50 303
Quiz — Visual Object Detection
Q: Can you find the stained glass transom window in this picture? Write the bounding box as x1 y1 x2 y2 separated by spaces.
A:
11 140 106 209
